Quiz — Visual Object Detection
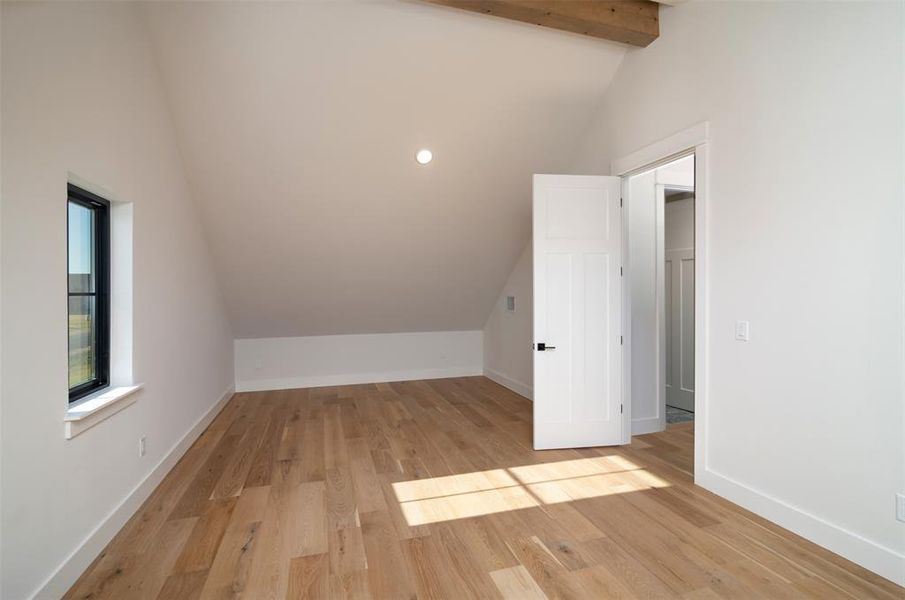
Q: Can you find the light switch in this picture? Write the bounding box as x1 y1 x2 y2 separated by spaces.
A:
735 321 750 341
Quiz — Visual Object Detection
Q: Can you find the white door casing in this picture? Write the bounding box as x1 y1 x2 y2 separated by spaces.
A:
611 122 707 484
533 174 623 450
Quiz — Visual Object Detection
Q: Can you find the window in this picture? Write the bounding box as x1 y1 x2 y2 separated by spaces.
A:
68 184 110 402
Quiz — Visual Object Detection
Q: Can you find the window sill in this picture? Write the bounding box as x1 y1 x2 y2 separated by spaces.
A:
65 384 143 439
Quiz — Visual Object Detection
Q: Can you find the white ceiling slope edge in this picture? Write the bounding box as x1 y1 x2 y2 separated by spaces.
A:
143 0 626 338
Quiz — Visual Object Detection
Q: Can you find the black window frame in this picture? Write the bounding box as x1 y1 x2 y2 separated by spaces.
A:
67 184 111 403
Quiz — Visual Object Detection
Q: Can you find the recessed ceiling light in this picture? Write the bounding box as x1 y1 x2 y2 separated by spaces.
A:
415 149 433 165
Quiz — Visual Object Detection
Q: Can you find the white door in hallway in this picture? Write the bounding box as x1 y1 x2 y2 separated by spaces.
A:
533 174 623 449
665 246 695 412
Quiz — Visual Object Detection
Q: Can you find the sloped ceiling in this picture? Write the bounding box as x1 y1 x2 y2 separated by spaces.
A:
143 1 626 338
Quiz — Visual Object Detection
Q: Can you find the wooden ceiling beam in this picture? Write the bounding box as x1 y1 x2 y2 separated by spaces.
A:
422 0 660 47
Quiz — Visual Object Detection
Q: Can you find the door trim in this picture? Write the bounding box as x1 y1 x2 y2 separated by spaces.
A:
611 122 709 485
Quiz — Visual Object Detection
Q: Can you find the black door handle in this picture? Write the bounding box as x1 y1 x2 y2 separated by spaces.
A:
537 343 556 351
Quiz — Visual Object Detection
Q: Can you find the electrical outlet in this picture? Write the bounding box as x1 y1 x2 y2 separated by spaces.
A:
139 436 147 458
896 493 905 523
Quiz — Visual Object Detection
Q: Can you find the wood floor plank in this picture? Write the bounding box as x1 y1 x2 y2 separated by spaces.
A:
536 501 606 543
360 509 419 600
276 404 306 462
433 523 506 598
210 404 274 499
65 378 905 600
169 433 242 520
285 553 329 599
403 535 479 599
198 485 270 600
578 535 678 599
64 550 142 600
504 535 587 599
444 517 520 573
300 417 327 483
156 569 208 600
244 401 291 488
490 565 549 600
90 517 197 600
346 437 389 513
378 472 432 540
567 564 639 600
130 518 198 600
243 481 327 600
172 497 237 574
328 569 373 599
328 526 368 575
573 496 713 594
325 403 360 530
340 398 365 440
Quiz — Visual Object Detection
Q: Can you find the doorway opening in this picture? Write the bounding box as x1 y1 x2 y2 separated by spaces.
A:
664 180 695 425
623 152 695 436
616 126 707 479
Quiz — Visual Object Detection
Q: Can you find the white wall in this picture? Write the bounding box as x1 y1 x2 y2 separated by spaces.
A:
1 3 234 598
235 331 483 392
483 243 533 399
572 1 904 584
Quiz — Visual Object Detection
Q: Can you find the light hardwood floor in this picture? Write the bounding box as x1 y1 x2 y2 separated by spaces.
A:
65 377 902 599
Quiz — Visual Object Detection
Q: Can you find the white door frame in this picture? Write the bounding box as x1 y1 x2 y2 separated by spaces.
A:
655 183 667 433
612 122 709 484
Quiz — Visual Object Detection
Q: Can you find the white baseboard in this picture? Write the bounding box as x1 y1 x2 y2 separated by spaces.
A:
697 468 905 587
32 386 236 600
236 366 482 393
483 367 533 400
631 415 664 435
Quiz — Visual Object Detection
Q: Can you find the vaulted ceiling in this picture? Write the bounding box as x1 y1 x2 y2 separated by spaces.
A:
142 1 627 338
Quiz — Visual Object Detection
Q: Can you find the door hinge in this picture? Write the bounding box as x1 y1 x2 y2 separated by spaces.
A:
620 266 623 276
620 404 624 414
620 197 623 208
620 335 623 345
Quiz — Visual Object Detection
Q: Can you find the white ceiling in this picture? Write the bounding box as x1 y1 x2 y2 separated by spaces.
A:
143 1 626 338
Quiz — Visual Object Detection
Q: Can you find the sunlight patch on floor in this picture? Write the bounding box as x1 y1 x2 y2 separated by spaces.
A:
392 455 670 526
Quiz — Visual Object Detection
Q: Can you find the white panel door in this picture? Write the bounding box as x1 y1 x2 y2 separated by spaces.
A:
665 247 695 411
533 174 623 450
